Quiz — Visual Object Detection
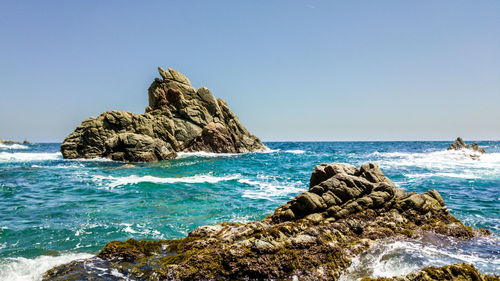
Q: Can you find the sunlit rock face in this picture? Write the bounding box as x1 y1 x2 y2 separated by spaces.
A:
60 67 267 162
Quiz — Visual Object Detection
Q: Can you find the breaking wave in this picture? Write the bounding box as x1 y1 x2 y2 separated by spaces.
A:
176 149 307 158
0 143 28 150
340 235 500 280
370 149 500 178
0 152 62 162
176 151 240 158
92 174 241 189
239 176 305 200
0 253 93 281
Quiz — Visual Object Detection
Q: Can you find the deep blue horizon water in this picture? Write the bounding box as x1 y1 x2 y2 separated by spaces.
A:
0 141 499 280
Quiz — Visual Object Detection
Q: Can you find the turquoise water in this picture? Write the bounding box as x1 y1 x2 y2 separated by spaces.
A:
0 141 499 280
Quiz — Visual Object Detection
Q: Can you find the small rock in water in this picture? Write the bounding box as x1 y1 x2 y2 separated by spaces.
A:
0 138 22 145
447 137 486 154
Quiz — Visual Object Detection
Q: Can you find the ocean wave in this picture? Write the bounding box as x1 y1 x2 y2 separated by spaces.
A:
70 157 112 162
340 235 500 280
0 143 28 150
0 152 62 162
176 151 240 158
370 149 500 177
258 149 279 154
239 177 305 200
260 149 307 154
118 223 164 239
404 172 480 179
176 149 307 158
93 174 241 189
30 163 87 169
283 149 306 154
0 253 93 281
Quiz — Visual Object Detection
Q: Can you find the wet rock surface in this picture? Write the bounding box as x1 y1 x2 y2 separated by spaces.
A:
43 163 495 280
60 67 267 162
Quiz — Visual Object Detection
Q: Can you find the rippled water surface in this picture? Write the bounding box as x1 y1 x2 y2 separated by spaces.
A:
0 141 499 280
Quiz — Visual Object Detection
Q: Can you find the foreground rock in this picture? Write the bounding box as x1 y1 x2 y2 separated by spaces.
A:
448 137 486 154
43 163 494 281
362 263 498 281
60 67 267 162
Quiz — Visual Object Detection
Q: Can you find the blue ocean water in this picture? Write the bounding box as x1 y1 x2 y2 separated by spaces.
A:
0 141 499 280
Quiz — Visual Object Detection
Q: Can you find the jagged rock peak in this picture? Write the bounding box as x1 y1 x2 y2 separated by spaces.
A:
448 137 486 154
60 67 267 162
158 66 192 86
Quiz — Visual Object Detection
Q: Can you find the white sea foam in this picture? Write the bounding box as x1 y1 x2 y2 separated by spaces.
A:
0 152 61 162
283 149 306 154
118 223 164 239
0 143 28 149
259 149 307 154
340 236 500 280
239 176 305 200
371 149 500 178
30 163 87 169
93 174 241 189
404 172 480 179
176 149 306 158
259 149 280 154
0 253 93 281
176 151 240 158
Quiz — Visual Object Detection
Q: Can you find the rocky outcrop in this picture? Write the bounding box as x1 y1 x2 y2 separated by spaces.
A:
0 138 27 145
362 263 499 281
448 137 486 154
60 67 267 162
43 162 495 281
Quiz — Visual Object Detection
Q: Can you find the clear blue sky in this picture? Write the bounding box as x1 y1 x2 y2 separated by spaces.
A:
1 1 499 142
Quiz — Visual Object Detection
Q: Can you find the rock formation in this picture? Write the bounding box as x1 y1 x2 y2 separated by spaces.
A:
60 67 267 162
43 162 495 281
0 138 27 145
448 137 486 154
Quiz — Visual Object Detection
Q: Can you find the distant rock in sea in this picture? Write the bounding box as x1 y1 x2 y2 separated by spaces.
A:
61 67 267 162
447 137 486 159
43 162 495 280
0 138 29 145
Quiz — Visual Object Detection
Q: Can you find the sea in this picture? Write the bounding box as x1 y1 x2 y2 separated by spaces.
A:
0 141 499 280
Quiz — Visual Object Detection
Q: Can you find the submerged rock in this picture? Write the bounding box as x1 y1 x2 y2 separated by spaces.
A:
448 137 486 154
60 67 267 162
43 162 495 281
